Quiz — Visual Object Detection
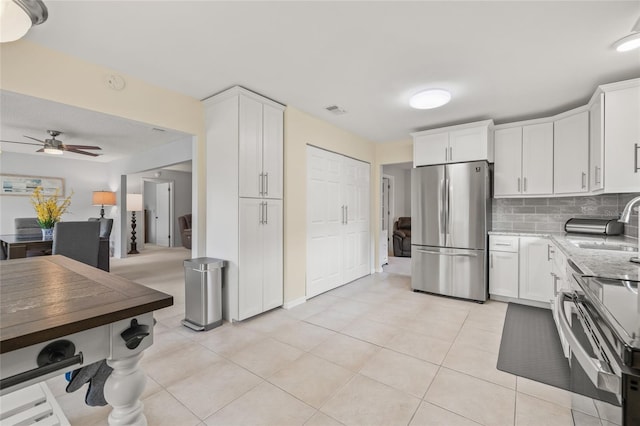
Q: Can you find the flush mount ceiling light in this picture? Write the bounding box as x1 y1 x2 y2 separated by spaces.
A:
0 0 48 43
613 16 640 52
409 89 452 110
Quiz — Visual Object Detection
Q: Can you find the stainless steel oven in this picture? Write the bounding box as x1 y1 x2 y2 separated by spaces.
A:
555 270 639 425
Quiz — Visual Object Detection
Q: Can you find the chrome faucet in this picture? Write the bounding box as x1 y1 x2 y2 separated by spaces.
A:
618 195 640 264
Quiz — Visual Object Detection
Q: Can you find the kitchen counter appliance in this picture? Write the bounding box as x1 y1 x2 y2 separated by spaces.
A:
564 218 624 235
411 161 490 302
555 263 639 425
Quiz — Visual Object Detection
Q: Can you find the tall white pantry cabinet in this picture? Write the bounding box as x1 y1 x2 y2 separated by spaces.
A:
204 87 285 322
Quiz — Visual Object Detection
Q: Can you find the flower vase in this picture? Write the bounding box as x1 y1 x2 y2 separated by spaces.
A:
41 228 54 239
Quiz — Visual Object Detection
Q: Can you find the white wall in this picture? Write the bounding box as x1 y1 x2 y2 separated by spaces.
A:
128 169 192 248
0 152 115 233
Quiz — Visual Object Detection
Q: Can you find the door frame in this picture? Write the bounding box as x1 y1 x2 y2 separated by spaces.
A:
381 173 395 255
141 178 176 247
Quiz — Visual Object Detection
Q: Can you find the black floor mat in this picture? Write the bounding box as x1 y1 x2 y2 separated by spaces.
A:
496 303 619 406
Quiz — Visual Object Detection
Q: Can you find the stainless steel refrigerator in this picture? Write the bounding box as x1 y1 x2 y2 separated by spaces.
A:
411 160 491 302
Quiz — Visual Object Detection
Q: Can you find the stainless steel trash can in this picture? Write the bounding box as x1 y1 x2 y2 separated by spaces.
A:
182 257 226 331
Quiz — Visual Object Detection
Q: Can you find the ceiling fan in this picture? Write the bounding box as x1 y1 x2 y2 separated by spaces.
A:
0 130 102 157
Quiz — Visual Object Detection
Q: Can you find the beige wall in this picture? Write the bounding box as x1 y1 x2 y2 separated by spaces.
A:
1 40 416 303
0 40 207 255
283 107 377 303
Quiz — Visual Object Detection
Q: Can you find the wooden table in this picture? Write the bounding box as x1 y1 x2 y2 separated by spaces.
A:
0 255 173 425
0 234 53 260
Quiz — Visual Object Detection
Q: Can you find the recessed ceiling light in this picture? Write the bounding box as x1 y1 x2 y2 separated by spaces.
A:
410 89 451 109
613 16 640 52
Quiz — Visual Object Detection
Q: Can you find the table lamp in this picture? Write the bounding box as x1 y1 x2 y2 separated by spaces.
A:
92 191 116 218
126 194 143 254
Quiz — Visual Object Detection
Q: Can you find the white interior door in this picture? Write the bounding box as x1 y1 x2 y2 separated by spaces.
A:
306 146 343 298
156 182 171 247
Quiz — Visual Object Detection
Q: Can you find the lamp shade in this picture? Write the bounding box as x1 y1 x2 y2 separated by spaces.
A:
92 191 117 206
126 194 143 212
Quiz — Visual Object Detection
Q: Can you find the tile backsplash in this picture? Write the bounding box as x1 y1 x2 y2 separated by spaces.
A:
492 193 640 238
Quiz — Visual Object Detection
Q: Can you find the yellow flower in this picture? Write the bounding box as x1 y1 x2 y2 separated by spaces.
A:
30 186 73 229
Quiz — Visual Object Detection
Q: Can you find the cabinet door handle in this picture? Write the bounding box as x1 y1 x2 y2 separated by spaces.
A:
581 172 586 189
547 244 555 261
635 143 639 173
494 242 511 247
259 173 264 196
264 202 268 225
259 202 263 224
345 206 348 224
265 172 269 196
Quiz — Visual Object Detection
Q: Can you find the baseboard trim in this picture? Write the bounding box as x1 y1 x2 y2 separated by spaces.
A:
282 297 306 310
490 294 551 310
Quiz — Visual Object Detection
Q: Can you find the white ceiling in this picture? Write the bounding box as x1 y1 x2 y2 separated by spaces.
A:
0 90 190 162
5 1 640 150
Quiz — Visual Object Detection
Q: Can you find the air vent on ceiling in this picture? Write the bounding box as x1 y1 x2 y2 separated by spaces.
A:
325 105 347 115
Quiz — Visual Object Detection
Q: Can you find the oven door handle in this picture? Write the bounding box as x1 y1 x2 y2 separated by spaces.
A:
555 292 620 394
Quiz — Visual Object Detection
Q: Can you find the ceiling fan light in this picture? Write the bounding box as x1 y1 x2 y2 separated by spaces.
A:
44 147 63 155
410 89 452 109
0 0 48 43
614 32 640 52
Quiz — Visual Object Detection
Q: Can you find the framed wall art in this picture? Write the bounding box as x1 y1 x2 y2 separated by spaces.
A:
0 174 65 196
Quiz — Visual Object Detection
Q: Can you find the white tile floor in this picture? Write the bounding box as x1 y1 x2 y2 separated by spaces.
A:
46 246 621 426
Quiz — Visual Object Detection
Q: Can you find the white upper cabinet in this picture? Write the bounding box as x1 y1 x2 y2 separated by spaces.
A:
589 95 604 192
522 122 554 196
413 132 448 166
413 120 493 167
493 123 553 197
494 127 523 197
239 95 284 199
262 103 284 199
553 110 589 195
239 95 263 199
601 82 640 193
449 125 492 163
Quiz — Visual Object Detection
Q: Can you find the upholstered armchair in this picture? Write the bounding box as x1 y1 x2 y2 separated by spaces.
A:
178 214 192 249
14 217 41 236
393 217 412 257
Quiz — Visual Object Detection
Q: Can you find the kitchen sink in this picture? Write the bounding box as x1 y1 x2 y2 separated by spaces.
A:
570 241 638 252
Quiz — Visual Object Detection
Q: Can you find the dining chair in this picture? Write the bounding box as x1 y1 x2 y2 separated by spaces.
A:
88 217 114 271
52 221 101 269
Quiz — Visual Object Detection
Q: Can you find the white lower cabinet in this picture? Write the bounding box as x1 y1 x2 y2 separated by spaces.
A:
519 237 554 303
489 250 519 298
489 235 553 305
238 198 283 320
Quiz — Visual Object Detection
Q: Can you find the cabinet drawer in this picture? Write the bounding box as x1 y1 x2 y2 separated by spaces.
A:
489 235 519 252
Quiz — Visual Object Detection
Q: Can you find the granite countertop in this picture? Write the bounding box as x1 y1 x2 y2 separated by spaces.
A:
489 231 640 281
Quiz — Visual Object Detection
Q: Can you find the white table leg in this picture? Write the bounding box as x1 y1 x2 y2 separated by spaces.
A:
103 352 147 426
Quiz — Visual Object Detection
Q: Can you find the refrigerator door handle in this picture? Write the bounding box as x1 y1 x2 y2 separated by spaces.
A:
439 178 446 241
415 249 477 258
